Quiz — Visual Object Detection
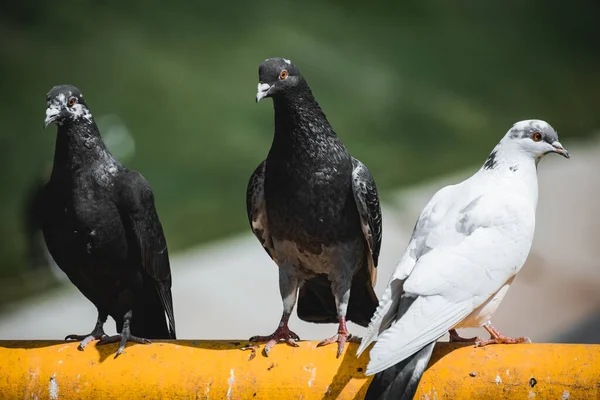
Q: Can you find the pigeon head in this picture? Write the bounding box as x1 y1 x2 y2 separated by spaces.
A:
504 119 570 160
44 85 93 129
256 58 303 102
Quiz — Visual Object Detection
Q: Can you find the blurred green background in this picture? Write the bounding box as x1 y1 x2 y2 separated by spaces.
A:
1 1 599 304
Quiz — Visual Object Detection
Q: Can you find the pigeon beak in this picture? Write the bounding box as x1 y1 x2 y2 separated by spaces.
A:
551 141 570 159
256 83 271 103
44 105 61 129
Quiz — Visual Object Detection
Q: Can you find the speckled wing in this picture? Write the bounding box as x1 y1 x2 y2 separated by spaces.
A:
246 161 276 261
351 157 382 287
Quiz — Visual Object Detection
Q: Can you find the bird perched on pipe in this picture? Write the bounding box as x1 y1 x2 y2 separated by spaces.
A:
41 85 176 357
357 119 570 399
247 58 382 357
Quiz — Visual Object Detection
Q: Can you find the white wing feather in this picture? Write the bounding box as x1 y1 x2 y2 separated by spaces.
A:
366 295 472 375
357 184 457 356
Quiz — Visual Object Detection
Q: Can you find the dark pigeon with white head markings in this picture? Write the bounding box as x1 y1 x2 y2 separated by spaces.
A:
247 58 382 358
41 85 176 357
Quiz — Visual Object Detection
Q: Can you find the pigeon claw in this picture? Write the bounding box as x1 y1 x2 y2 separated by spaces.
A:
249 326 300 357
475 322 532 347
65 328 107 351
475 336 531 347
240 344 260 361
97 333 151 358
317 331 359 358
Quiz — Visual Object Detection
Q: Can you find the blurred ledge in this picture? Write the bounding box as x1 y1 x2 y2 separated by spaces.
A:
0 341 598 399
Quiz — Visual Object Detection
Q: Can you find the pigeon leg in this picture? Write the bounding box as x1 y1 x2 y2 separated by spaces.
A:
316 278 358 358
249 269 300 356
97 310 151 358
317 316 359 358
65 312 108 350
449 329 481 343
475 321 531 347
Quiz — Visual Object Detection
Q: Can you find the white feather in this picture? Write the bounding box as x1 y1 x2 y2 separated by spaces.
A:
366 296 472 375
357 278 402 356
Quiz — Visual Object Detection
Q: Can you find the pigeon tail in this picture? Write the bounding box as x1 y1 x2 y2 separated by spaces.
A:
297 259 378 327
365 341 435 400
297 274 337 324
130 277 176 340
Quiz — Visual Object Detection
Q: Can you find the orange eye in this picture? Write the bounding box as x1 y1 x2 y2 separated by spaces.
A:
67 97 77 107
532 132 543 142
279 70 288 80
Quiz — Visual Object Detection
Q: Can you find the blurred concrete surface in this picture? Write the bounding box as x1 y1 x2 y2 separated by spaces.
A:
1 136 599 345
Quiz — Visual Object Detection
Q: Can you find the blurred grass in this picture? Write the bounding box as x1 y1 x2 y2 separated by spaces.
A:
0 0 599 287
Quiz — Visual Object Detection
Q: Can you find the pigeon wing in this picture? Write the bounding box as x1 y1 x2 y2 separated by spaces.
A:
351 157 383 286
246 161 276 261
366 194 535 374
116 170 176 338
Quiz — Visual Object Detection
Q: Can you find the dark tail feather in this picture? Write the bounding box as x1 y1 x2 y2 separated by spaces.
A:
297 261 378 327
131 278 176 339
365 342 436 400
156 281 176 339
297 274 338 324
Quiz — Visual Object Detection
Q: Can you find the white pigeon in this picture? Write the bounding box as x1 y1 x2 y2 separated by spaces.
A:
357 119 570 400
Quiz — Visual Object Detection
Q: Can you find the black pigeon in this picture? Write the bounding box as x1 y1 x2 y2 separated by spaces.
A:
41 85 176 357
247 58 382 357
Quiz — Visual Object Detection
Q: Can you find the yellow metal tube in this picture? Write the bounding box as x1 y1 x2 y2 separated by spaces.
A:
0 341 598 399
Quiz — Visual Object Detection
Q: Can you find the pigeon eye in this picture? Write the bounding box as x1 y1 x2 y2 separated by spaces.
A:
532 132 543 142
67 97 77 107
279 70 288 80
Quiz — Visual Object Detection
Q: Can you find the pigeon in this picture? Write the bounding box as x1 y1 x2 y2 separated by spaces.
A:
357 120 570 400
247 58 382 357
41 85 176 357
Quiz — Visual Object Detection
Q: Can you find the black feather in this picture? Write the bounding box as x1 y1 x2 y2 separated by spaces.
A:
483 149 498 170
365 342 436 400
297 253 378 326
120 171 176 338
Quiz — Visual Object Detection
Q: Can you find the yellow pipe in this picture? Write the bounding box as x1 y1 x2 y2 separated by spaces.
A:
0 341 598 399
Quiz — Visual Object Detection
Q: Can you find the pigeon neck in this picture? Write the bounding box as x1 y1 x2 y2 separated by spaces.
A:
481 142 539 173
480 142 539 205
271 82 334 144
51 121 116 178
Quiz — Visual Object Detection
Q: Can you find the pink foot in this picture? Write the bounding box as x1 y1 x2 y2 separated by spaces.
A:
475 323 531 347
250 321 300 357
316 317 359 358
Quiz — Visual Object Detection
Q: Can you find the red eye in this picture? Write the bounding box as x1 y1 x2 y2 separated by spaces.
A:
67 97 77 107
279 70 288 80
532 132 543 142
